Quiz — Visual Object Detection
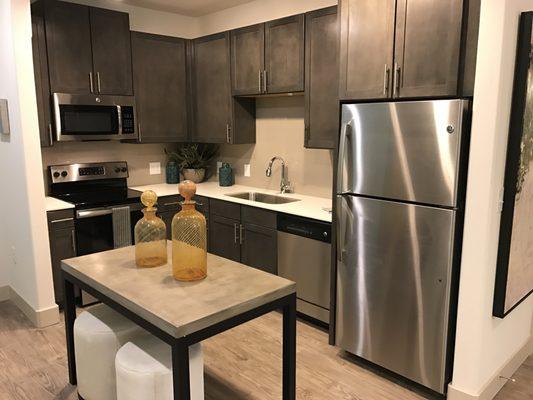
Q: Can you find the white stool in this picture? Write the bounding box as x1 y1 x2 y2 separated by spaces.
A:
115 335 204 400
74 304 147 400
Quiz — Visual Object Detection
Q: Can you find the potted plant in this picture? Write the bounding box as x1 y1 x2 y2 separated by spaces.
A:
164 149 180 184
167 143 219 183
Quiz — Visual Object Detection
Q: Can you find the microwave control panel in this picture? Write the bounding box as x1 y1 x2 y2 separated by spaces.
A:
121 106 135 134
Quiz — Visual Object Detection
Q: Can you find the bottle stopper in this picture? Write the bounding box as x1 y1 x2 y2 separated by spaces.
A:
141 190 157 210
179 180 196 204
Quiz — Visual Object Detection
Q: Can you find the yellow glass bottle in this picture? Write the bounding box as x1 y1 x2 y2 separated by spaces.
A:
172 181 207 281
134 190 167 268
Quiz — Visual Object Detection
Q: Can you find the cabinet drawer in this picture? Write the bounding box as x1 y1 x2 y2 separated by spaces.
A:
210 198 240 219
158 195 181 212
241 206 276 229
194 195 209 214
47 209 75 229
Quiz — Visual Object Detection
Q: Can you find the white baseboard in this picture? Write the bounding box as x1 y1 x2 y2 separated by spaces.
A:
0 285 10 302
8 287 59 328
448 334 533 400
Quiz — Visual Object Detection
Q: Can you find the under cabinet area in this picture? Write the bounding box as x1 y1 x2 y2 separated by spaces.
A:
47 209 76 305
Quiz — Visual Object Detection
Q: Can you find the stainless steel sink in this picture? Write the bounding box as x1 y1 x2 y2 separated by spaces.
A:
225 192 300 204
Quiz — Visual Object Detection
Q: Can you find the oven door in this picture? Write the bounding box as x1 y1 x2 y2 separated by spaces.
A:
53 93 137 141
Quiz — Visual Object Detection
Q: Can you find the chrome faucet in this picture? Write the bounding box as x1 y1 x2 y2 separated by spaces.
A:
266 156 292 194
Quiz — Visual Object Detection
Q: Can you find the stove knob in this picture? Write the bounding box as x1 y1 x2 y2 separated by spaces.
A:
121 167 127 173
61 171 68 177
53 171 60 178
115 167 121 173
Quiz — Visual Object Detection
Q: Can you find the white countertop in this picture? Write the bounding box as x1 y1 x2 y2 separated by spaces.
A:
130 181 333 223
45 196 75 212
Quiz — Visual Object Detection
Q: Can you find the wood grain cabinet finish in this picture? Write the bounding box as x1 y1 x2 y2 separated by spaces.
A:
339 0 396 100
241 223 278 275
191 33 255 144
209 214 241 262
44 1 94 95
264 14 305 94
90 7 133 95
131 32 189 143
231 24 265 96
305 6 339 149
47 209 76 305
394 0 464 98
39 0 132 96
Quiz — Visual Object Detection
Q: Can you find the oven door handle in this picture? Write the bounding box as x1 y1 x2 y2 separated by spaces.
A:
76 204 142 219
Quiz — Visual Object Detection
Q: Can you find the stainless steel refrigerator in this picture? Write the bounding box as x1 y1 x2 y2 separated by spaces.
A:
335 99 469 394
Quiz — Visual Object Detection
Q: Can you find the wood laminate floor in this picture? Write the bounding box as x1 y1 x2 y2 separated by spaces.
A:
0 300 530 400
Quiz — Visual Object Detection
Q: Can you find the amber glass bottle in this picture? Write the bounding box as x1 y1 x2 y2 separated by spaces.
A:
134 190 167 268
172 181 207 281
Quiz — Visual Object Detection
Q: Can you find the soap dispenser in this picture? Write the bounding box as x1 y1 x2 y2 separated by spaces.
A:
171 180 207 281
134 190 167 268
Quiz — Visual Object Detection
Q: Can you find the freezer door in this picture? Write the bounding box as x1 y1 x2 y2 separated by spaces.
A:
335 195 455 393
337 99 467 207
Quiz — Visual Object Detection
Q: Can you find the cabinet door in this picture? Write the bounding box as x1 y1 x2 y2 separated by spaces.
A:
45 1 93 94
191 33 232 143
231 24 265 95
90 8 133 95
132 32 189 142
209 215 240 262
241 223 278 275
264 15 305 94
338 0 396 100
158 209 178 239
49 225 76 305
394 0 463 98
31 2 53 147
305 6 339 149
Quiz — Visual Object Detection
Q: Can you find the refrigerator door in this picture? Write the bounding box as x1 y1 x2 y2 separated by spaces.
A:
337 99 467 207
335 194 455 393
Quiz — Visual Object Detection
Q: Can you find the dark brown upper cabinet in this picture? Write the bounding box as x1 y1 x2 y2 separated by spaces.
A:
131 32 189 143
230 14 305 96
305 6 339 149
339 0 395 100
339 0 478 100
41 0 132 96
191 32 255 144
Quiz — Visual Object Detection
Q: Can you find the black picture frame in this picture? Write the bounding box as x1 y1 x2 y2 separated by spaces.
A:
494 12 533 318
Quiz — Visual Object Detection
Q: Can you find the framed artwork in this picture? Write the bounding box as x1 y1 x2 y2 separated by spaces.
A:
494 12 533 317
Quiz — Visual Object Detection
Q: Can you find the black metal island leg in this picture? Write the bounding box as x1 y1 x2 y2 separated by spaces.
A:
63 274 77 385
283 293 297 400
172 341 191 399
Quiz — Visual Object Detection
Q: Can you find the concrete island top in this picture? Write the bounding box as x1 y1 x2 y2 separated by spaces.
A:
61 242 296 338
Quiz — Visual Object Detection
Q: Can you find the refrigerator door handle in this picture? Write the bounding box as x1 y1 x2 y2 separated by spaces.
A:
336 122 352 193
335 195 348 264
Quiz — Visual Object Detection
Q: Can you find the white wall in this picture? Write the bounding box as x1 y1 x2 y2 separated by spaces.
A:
0 0 57 321
450 0 533 397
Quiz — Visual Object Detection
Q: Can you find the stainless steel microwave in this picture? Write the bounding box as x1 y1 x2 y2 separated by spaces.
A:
53 93 137 141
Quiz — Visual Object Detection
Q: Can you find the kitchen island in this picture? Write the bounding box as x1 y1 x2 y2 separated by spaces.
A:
61 242 297 399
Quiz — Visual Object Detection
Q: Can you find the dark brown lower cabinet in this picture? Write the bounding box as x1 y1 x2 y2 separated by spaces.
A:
209 214 241 262
47 209 77 305
240 223 277 275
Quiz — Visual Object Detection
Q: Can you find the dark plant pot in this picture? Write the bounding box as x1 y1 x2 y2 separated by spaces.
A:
166 161 180 184
182 168 205 183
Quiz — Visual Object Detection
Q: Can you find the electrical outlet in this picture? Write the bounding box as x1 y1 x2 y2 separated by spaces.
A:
217 161 223 175
244 164 251 177
149 162 161 175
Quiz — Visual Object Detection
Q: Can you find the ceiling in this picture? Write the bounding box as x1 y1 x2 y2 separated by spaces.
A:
115 0 256 16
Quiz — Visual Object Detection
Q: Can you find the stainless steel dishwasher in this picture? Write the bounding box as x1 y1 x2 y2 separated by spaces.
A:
277 214 331 324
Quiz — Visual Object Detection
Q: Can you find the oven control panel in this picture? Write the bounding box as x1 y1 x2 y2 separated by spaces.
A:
50 161 129 183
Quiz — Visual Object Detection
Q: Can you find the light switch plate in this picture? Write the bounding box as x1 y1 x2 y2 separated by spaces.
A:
0 99 10 135
244 164 251 177
149 162 161 175
217 161 222 175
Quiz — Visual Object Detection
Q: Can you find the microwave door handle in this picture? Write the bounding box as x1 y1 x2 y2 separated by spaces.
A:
116 105 122 135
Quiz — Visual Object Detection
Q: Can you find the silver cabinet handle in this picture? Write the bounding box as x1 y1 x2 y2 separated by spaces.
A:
258 70 263 93
234 223 238 244
48 123 53 145
263 70 268 93
71 229 77 255
138 123 142 141
116 105 122 134
393 63 401 97
96 72 101 93
50 217 74 224
226 124 232 143
383 64 390 96
239 224 244 245
89 72 94 93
